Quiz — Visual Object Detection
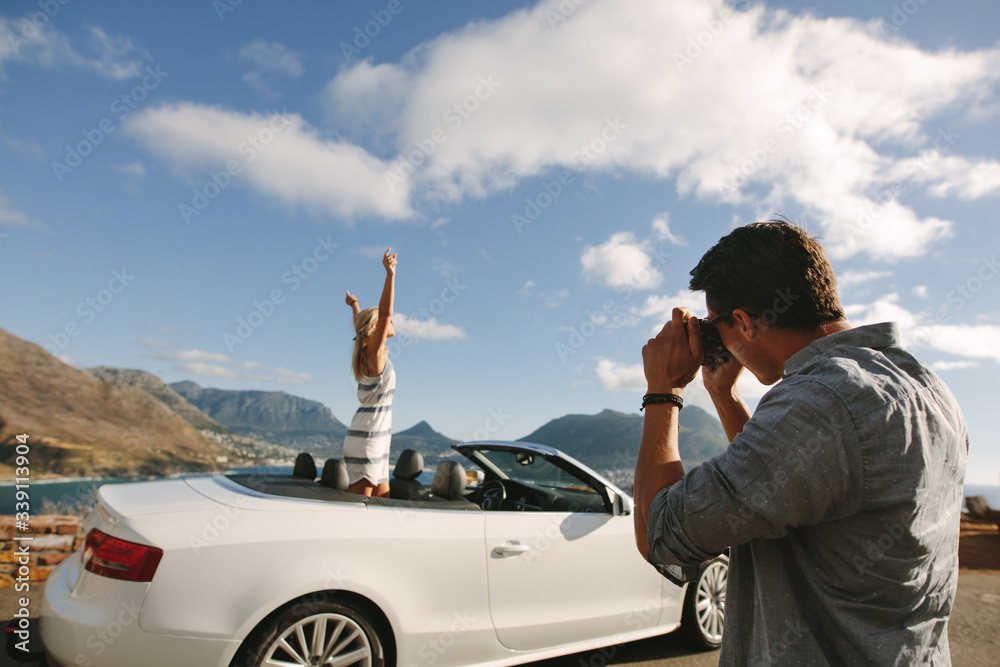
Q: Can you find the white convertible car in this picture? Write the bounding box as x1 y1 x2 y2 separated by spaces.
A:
41 441 727 667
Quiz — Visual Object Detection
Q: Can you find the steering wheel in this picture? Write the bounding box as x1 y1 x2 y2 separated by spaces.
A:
481 479 506 511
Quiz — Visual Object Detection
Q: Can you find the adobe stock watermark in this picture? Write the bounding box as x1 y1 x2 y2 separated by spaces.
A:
851 125 959 238
386 276 468 358
903 254 998 352
461 406 511 442
404 610 477 667
20 268 135 385
340 0 413 63
672 6 737 72
70 596 144 666
5 0 72 56
544 0 588 29
876 0 931 36
720 84 832 200
384 76 503 192
103 401 176 472
852 519 907 576
511 117 628 233
223 236 339 352
213 0 244 21
555 244 670 362
52 64 169 182
179 108 293 224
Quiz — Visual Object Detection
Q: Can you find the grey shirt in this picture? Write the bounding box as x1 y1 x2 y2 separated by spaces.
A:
646 323 968 666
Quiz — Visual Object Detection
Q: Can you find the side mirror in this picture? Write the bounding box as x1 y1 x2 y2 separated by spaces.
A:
611 492 632 516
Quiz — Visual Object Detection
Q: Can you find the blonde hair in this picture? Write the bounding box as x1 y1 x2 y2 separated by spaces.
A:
352 307 379 381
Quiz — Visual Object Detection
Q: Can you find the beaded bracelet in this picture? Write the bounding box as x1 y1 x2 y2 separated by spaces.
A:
640 393 684 411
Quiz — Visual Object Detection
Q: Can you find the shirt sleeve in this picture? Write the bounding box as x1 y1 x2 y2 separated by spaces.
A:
646 376 864 567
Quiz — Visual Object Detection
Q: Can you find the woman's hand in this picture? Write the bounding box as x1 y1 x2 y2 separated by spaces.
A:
383 248 397 275
345 290 358 307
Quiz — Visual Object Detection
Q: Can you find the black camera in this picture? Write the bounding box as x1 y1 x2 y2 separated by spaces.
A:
698 319 731 367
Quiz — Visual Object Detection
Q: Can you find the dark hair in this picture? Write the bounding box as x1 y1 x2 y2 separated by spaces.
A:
689 219 845 329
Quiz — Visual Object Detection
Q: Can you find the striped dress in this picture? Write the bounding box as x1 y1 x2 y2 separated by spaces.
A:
343 359 395 486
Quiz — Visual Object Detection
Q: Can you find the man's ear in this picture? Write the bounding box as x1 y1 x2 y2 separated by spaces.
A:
732 309 757 340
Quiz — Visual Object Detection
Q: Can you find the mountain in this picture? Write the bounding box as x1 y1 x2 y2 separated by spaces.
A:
86 367 229 433
0 327 233 478
518 406 728 471
391 421 459 459
170 381 349 456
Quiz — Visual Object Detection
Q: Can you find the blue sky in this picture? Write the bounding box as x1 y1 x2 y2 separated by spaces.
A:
2 0 999 484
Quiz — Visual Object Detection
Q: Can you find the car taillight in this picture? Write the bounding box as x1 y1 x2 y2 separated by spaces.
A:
82 528 163 582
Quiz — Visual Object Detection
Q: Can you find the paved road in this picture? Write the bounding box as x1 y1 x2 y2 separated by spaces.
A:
5 573 999 666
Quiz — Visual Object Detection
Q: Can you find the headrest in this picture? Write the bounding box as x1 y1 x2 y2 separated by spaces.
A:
292 452 317 480
320 459 350 491
393 449 424 481
431 460 466 500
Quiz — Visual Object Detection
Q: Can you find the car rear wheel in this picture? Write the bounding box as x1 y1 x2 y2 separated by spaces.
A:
233 599 386 667
679 553 728 650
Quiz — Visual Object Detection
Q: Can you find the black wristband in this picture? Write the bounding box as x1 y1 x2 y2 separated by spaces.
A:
640 393 684 411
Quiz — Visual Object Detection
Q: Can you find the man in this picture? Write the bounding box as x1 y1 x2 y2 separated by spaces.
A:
634 221 968 665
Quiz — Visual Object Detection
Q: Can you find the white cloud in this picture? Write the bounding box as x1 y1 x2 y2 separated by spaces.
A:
275 367 313 384
651 212 685 245
115 161 146 177
153 349 231 363
124 103 413 220
236 361 261 370
595 359 770 412
177 361 240 378
913 285 929 299
518 280 536 296
839 270 892 287
322 0 1000 259
846 292 1000 364
0 20 146 79
540 289 570 308
356 246 388 259
393 313 466 340
596 359 646 392
58 354 76 367
144 324 196 336
0 190 45 230
885 153 1000 200
138 337 168 348
239 40 304 77
931 360 977 372
639 290 707 325
581 232 663 289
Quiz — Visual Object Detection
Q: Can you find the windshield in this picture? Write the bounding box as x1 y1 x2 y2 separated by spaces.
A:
473 448 601 495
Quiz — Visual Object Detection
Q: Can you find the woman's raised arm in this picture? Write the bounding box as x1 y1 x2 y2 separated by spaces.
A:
366 249 397 372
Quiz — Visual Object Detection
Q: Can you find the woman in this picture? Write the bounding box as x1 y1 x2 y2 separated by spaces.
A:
342 248 397 497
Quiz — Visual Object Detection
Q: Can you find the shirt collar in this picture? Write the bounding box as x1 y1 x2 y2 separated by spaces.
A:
782 322 900 378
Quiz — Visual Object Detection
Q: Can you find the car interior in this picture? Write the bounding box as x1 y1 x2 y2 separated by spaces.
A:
225 448 611 514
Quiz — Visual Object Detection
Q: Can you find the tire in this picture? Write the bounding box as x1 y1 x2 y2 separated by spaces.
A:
232 598 386 667
679 553 728 650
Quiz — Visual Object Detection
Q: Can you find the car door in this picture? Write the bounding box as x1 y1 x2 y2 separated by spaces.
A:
483 461 666 650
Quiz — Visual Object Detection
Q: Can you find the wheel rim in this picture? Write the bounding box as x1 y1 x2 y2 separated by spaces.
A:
262 612 373 667
695 561 727 643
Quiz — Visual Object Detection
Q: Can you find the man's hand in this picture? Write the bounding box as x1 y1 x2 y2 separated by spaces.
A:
702 353 744 399
642 307 703 394
345 290 358 307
